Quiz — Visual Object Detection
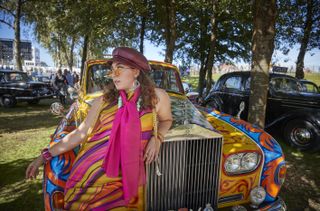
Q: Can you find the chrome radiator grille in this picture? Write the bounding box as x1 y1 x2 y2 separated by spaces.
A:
146 137 223 211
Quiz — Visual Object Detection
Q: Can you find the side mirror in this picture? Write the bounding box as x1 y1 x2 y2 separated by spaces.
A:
67 87 79 100
50 102 65 116
236 101 245 119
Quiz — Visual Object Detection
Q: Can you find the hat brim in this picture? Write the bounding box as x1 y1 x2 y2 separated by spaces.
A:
107 56 142 71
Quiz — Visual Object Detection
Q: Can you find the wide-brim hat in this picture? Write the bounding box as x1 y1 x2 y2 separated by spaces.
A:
109 47 151 72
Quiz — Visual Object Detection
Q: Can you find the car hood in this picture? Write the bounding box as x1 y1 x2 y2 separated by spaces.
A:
167 94 221 140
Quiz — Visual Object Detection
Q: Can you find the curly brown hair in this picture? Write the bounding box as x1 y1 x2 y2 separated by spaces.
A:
103 70 158 110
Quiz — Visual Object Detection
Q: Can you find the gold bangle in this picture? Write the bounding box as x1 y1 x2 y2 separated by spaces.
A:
157 133 164 143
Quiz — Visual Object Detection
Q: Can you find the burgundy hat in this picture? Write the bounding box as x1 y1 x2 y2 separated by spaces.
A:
110 47 151 72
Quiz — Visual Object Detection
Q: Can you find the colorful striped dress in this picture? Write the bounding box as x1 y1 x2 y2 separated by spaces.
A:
64 100 153 211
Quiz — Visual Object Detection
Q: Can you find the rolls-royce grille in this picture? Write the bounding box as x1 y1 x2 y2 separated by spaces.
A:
146 137 222 211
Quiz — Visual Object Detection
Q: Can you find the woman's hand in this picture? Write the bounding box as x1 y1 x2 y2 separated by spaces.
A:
144 136 161 164
26 156 44 180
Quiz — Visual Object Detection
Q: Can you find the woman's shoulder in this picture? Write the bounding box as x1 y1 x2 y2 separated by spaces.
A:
154 88 167 97
154 88 170 102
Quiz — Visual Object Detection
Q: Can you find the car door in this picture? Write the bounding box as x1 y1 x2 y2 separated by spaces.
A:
219 75 244 116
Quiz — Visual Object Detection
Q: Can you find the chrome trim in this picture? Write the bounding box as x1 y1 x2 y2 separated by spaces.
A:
218 194 244 204
146 136 223 210
15 94 54 100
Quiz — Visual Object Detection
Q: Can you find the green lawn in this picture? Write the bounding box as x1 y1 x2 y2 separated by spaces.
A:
0 99 319 210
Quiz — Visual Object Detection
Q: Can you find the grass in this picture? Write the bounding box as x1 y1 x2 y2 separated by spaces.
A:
0 99 61 211
0 98 319 210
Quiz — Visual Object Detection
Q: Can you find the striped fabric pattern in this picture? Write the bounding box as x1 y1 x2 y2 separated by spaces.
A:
64 101 153 211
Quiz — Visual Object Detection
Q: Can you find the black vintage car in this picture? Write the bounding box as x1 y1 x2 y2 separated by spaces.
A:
0 70 54 107
204 71 320 151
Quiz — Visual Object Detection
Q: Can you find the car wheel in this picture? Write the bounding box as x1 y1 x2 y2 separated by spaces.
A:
283 119 319 151
27 99 40 105
1 96 17 108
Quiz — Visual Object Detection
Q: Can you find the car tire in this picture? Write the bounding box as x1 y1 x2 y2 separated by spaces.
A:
1 96 17 108
27 99 40 105
283 119 319 151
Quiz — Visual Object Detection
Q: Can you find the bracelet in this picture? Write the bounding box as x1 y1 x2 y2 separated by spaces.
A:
41 148 53 163
156 133 165 143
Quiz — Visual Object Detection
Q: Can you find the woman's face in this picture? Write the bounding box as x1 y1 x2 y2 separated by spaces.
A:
109 62 139 91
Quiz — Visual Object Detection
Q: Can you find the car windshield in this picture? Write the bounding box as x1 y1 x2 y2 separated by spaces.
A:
6 72 29 82
86 62 184 94
148 64 183 94
270 77 302 92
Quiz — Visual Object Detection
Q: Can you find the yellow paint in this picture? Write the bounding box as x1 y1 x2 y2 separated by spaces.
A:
207 115 263 208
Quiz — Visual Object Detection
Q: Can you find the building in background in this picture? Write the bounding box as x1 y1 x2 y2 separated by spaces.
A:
0 38 32 66
0 38 14 64
24 47 40 66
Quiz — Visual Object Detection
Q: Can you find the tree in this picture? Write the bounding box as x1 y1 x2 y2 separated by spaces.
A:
0 0 31 71
174 0 252 96
277 0 320 79
248 0 276 128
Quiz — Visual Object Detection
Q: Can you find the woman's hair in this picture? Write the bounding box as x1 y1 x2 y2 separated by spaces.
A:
103 70 158 110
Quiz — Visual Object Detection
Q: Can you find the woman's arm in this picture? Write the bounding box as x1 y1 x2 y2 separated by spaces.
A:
155 88 173 137
26 96 104 179
144 88 173 164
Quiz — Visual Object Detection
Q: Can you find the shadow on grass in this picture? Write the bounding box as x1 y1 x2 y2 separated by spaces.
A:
0 112 61 133
0 181 43 211
0 99 67 133
0 158 44 211
0 159 34 188
272 133 320 210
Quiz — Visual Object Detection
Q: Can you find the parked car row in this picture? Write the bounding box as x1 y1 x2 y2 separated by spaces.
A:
0 70 54 107
203 71 320 151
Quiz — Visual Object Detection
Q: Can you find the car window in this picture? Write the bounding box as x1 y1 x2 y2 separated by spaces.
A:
6 72 28 82
87 63 113 94
223 76 242 90
0 73 5 82
301 82 319 93
270 77 301 92
148 65 183 94
86 62 184 95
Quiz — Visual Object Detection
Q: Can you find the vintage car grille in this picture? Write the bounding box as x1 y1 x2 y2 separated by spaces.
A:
146 137 222 211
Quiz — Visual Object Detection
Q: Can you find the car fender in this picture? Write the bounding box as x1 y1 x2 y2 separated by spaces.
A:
203 93 224 110
197 106 286 205
266 108 320 131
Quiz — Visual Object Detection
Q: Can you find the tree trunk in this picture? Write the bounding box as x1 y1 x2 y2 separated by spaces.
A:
80 35 89 82
295 0 313 79
164 0 176 63
64 36 75 72
205 0 218 96
197 11 209 98
248 0 276 128
14 0 22 71
139 15 146 53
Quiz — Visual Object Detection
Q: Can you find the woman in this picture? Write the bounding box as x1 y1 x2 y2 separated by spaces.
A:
26 47 173 210
53 69 68 105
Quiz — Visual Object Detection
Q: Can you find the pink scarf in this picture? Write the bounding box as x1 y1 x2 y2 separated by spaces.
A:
102 87 145 202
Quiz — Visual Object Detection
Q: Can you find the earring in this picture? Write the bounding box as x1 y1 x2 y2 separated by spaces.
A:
117 95 122 108
131 79 140 91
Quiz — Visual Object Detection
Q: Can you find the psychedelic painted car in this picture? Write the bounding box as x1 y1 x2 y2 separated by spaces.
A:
44 59 286 211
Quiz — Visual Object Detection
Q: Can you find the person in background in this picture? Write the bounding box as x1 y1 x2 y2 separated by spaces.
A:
53 69 67 105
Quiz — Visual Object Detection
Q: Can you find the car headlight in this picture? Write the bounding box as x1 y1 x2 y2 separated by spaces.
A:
224 152 261 175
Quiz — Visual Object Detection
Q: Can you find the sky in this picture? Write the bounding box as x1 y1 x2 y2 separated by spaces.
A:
0 23 319 70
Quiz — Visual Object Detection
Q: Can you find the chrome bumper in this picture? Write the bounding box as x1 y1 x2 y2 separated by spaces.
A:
16 94 54 100
230 197 286 211
258 197 286 211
